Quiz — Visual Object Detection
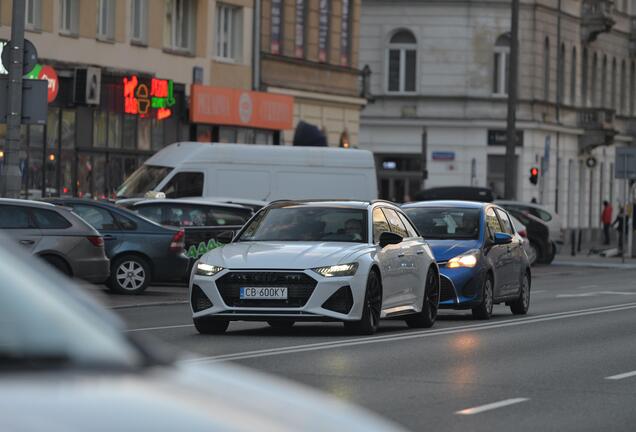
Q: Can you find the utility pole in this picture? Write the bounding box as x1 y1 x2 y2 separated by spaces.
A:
504 0 520 200
1 0 26 198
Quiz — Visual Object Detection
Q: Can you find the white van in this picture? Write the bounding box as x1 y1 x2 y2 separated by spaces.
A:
116 142 378 202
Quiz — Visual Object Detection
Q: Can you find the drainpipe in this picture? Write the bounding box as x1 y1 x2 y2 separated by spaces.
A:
252 0 261 91
555 0 562 215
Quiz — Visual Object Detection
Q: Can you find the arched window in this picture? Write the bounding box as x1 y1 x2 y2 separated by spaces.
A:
601 55 607 107
387 29 416 93
544 37 550 101
582 48 588 106
558 43 566 103
493 33 510 95
591 53 598 106
620 60 626 114
571 47 577 105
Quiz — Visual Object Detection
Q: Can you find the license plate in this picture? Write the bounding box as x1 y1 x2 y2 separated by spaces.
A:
240 287 288 300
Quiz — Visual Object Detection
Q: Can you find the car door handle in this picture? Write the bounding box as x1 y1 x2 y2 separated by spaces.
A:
103 235 117 241
19 240 35 245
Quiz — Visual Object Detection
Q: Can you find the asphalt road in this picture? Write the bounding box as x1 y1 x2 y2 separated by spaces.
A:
113 265 636 432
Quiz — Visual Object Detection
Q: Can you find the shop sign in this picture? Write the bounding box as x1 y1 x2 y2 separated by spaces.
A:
432 151 455 161
487 129 524 147
123 75 175 120
190 85 294 130
24 64 58 103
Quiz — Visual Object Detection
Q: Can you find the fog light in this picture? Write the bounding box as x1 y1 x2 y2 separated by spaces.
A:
191 284 213 312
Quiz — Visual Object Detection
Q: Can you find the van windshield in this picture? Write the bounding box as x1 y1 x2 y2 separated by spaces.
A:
116 165 173 198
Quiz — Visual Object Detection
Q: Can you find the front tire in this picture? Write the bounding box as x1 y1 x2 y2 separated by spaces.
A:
344 270 382 335
472 276 494 320
109 255 151 294
510 273 531 315
194 317 229 334
406 268 439 329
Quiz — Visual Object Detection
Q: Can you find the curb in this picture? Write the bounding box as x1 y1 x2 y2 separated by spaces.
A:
110 300 188 310
552 260 636 270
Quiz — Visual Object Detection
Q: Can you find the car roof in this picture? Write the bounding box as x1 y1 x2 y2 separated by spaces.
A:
0 198 58 208
402 200 489 210
132 198 251 210
267 199 392 210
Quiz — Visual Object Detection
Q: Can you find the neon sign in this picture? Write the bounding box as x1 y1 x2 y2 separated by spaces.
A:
123 75 175 120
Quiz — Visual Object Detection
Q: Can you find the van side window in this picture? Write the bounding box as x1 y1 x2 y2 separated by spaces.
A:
162 172 204 198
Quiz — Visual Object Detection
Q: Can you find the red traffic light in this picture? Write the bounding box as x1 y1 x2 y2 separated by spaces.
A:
530 167 539 176
529 167 539 185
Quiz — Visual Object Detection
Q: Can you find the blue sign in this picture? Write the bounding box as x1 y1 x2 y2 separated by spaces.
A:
432 151 455 161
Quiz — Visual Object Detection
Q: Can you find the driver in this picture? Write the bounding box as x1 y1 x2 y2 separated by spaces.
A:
344 218 363 241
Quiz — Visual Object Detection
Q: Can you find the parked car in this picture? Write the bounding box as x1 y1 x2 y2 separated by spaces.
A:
505 208 554 264
0 243 406 432
130 198 254 259
403 200 531 319
0 198 109 283
191 200 440 335
115 142 378 202
509 214 536 265
495 200 564 252
45 198 189 294
413 186 494 203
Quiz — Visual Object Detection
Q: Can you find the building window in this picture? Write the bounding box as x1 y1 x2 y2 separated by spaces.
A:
543 37 550 101
558 43 565 103
387 30 416 93
591 53 598 106
295 0 306 58
493 33 510 96
318 0 330 62
601 55 607 107
340 0 353 66
621 60 626 114
611 58 617 110
216 4 242 61
131 0 148 44
97 0 116 41
164 0 196 53
59 0 79 36
570 47 577 105
271 0 283 55
582 48 588 106
25 0 42 31
631 61 635 115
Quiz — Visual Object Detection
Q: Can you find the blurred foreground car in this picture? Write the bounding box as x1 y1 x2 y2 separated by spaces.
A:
0 243 405 432
46 198 189 294
403 201 531 319
0 198 109 282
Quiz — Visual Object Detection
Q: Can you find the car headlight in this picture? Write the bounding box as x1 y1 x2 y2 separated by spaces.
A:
447 250 480 269
312 263 359 277
195 262 224 276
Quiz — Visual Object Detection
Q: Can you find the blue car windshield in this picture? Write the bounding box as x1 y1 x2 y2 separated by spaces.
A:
404 207 481 240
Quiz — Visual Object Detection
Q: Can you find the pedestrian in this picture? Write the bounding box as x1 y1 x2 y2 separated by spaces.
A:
601 200 613 245
612 206 629 252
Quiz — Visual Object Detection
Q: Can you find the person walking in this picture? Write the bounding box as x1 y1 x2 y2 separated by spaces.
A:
601 200 613 245
612 206 629 252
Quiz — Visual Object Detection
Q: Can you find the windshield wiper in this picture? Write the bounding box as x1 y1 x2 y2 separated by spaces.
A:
0 352 73 370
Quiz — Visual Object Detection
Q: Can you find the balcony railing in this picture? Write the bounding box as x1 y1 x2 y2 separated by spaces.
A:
578 108 616 152
581 0 616 43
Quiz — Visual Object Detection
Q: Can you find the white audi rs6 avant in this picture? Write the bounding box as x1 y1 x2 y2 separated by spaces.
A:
190 200 440 335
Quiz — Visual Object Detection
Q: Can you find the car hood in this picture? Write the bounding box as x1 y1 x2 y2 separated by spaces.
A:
0 362 403 432
426 239 482 262
200 241 372 269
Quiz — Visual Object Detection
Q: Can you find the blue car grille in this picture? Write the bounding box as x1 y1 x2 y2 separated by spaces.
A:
439 275 457 303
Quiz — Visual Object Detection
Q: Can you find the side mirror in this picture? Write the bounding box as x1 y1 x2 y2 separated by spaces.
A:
493 232 513 245
379 231 403 248
217 230 235 244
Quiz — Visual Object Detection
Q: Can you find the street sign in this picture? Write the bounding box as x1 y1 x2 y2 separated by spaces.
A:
1 39 38 75
615 147 636 179
0 78 47 124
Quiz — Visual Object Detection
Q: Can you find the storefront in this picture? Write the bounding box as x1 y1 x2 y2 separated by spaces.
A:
190 85 294 145
0 63 188 199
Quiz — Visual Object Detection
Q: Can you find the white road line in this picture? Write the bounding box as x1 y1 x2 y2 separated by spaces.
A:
180 302 636 363
532 290 546 294
127 324 194 332
605 370 636 380
456 398 529 415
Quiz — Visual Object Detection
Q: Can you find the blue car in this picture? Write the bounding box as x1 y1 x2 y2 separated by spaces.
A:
46 199 190 294
402 201 531 319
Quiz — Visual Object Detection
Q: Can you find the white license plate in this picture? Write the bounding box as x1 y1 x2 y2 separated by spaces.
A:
240 287 288 300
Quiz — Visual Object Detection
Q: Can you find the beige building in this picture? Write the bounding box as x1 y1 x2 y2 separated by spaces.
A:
259 0 366 147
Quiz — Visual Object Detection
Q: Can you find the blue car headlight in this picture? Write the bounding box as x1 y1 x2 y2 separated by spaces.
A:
447 250 480 269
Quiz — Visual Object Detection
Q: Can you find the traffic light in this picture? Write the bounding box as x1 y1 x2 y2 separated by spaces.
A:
529 167 539 185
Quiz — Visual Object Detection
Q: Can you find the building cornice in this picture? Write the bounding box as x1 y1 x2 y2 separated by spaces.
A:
267 86 368 107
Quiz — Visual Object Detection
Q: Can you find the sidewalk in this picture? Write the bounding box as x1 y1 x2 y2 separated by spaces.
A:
78 283 188 309
553 252 636 269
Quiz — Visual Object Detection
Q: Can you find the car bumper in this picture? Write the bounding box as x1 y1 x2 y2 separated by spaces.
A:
190 269 368 322
73 257 110 283
438 265 487 309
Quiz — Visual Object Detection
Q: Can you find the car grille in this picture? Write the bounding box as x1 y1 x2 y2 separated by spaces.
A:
216 271 317 308
440 275 457 303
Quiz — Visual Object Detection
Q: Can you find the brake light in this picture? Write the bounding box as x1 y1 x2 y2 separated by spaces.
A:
87 236 104 247
170 229 185 252
518 229 527 238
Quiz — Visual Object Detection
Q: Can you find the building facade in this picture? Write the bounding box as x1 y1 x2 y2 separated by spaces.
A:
259 0 366 147
359 0 636 235
0 0 276 199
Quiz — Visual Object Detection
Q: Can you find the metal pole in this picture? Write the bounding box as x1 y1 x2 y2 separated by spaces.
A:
628 182 635 259
504 0 519 200
623 153 627 263
1 0 26 198
252 0 261 91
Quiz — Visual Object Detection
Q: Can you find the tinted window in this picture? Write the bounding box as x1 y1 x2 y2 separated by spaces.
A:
372 208 390 243
238 206 368 243
113 212 137 230
495 209 514 235
0 206 33 229
72 205 118 230
485 207 502 238
162 172 204 198
32 208 72 229
382 208 408 238
134 205 163 224
531 208 552 222
397 212 419 237
209 207 252 226
405 207 481 240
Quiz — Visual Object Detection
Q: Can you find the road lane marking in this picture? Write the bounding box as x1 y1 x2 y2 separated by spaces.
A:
180 302 636 363
456 398 529 415
127 324 194 332
605 370 636 380
557 291 636 298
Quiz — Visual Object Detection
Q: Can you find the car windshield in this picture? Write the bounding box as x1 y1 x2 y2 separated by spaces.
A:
0 239 144 371
115 165 173 199
404 207 481 240
237 206 368 243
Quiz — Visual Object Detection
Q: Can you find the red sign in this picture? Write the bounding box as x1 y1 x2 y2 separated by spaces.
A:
38 65 59 103
123 75 175 120
190 85 294 130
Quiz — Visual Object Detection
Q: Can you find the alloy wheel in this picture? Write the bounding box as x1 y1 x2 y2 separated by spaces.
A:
116 260 146 291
